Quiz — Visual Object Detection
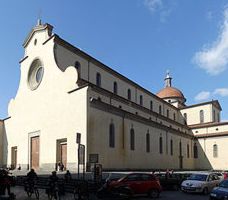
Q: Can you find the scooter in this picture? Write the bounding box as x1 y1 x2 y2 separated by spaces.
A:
96 174 132 199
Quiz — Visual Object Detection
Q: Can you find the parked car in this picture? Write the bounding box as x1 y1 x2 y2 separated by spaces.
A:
211 171 228 180
97 172 162 198
181 172 220 194
156 172 192 190
224 172 228 180
209 179 228 200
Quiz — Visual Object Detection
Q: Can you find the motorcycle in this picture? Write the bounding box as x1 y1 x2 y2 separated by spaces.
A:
96 174 132 199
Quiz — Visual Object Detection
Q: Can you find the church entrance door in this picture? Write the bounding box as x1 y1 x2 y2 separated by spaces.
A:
56 139 67 170
60 143 67 170
31 136 40 170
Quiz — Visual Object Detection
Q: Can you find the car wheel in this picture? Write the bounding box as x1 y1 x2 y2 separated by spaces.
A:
148 189 160 198
202 187 208 195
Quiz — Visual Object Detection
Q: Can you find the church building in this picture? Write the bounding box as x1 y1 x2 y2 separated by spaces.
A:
0 21 228 171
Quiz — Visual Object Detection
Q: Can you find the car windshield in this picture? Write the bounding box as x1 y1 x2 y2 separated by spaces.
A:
188 174 207 181
219 180 228 188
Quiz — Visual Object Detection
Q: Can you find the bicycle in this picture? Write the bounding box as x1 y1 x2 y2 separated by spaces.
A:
47 182 60 200
73 181 89 200
24 181 39 199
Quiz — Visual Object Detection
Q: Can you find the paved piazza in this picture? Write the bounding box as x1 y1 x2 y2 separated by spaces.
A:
9 186 209 200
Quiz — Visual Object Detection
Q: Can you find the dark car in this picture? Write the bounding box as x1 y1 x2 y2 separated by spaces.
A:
156 172 192 190
97 172 162 198
210 179 228 200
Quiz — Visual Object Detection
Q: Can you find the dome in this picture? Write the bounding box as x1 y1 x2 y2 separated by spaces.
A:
157 86 185 100
157 71 186 104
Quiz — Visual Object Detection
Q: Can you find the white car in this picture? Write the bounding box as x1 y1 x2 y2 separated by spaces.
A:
181 172 220 194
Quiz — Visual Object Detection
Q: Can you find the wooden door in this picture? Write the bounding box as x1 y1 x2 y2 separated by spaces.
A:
60 143 67 170
31 136 39 170
11 146 17 170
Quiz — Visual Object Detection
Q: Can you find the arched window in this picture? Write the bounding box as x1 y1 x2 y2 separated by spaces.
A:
173 113 176 121
194 143 198 158
96 72 101 87
170 140 173 156
113 81 118 94
130 128 135 150
213 144 218 158
159 105 162 115
140 95 143 106
146 133 150 153
75 61 81 78
179 141 182 156
127 89 131 100
109 123 115 148
159 137 163 154
187 144 190 158
200 110 204 123
167 109 169 118
150 101 153 111
183 113 187 125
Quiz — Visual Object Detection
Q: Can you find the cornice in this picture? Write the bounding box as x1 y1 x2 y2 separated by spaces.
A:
182 100 222 111
19 56 29 64
90 98 193 139
195 131 228 139
69 81 189 130
189 121 228 129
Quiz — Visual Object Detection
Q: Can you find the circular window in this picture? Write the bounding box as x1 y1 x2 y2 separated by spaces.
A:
28 59 44 90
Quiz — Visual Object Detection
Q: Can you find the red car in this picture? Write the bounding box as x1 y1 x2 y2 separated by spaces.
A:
224 172 228 180
108 173 162 198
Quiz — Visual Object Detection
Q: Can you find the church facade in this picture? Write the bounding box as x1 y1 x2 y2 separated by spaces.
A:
0 21 228 171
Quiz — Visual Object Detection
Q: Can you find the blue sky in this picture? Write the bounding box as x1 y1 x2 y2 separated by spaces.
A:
0 0 228 120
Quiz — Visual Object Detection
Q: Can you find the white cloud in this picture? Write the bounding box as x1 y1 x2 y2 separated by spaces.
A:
194 91 211 101
194 7 228 75
213 88 228 96
144 0 163 13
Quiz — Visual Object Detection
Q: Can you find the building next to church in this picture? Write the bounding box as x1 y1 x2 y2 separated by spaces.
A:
0 21 228 171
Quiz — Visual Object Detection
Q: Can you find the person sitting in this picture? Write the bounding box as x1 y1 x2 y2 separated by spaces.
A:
1 169 11 196
25 169 38 192
48 171 59 198
57 161 64 171
60 163 64 171
64 170 72 183
165 169 170 179
57 161 61 171
27 169 38 182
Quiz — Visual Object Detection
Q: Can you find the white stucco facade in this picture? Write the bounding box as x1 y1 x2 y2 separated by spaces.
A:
0 22 228 171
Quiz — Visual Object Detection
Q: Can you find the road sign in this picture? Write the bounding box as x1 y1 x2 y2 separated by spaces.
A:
79 144 85 165
76 132 81 144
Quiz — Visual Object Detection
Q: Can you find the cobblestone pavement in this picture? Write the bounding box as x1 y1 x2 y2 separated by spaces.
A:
6 186 210 200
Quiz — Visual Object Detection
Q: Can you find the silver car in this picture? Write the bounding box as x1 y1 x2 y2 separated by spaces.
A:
181 172 220 194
